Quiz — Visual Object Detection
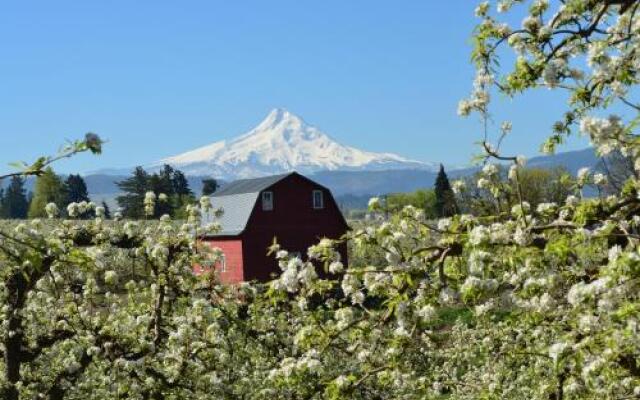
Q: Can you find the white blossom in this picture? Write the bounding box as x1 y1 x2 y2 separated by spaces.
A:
45 203 59 219
104 270 118 285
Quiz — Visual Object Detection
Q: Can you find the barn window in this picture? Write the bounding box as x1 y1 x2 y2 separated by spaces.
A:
219 255 226 272
312 190 324 209
262 191 274 211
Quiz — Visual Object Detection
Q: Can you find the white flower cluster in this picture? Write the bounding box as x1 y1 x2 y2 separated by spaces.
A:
66 201 96 218
144 191 157 216
580 115 626 157
271 248 319 293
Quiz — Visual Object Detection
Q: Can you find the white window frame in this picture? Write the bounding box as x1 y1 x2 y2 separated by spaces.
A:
219 255 226 272
262 191 274 211
312 190 324 209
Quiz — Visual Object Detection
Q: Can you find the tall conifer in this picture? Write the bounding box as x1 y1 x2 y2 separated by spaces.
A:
116 167 149 219
434 164 458 218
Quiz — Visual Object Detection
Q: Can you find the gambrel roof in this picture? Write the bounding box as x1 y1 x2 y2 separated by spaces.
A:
214 173 291 196
201 173 294 236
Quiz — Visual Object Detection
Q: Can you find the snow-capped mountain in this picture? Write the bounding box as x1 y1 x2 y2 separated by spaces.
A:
150 108 435 179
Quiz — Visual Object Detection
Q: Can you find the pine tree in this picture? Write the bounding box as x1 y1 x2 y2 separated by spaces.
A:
65 174 90 203
116 166 195 219
149 165 175 217
0 186 9 219
172 170 193 197
0 187 6 218
4 177 29 219
434 164 458 218
116 167 149 219
101 201 111 219
202 178 219 196
65 174 93 218
171 169 194 219
28 168 67 218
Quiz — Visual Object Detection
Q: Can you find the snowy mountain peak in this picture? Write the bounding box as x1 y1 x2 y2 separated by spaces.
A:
239 108 322 143
152 108 437 179
256 108 302 130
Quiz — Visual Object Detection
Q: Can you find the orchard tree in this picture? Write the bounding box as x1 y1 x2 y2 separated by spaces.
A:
4 3 640 400
387 189 438 218
0 136 223 400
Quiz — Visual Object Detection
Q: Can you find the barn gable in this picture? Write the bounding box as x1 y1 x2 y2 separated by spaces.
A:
202 173 293 237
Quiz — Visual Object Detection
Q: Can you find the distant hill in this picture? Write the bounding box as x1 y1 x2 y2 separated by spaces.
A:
328 148 603 209
312 149 602 197
3 147 604 212
310 169 438 196
526 148 600 175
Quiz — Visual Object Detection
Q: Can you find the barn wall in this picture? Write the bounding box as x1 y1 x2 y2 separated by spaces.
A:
242 232 348 282
241 174 349 282
198 239 245 284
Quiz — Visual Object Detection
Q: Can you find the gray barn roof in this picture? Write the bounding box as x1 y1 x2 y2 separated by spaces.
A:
214 173 292 196
202 173 293 236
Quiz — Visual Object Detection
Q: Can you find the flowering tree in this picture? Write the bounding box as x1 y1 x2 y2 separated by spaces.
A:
3 1 640 399
0 137 223 399
261 1 640 398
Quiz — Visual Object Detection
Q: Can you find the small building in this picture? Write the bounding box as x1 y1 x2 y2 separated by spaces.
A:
199 172 349 283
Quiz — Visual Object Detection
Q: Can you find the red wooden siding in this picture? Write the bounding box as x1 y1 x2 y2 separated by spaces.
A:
241 174 348 282
199 239 245 284
197 173 349 284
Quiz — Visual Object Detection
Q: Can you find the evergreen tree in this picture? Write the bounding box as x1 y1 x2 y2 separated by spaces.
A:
65 174 90 203
65 174 93 218
171 170 194 219
101 201 111 219
116 167 149 219
28 168 67 218
149 165 175 217
26 191 33 212
172 170 193 197
116 166 195 220
4 177 29 219
202 178 219 196
0 187 6 218
434 164 458 218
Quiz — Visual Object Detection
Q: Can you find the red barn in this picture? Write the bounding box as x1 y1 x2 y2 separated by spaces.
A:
199 172 349 283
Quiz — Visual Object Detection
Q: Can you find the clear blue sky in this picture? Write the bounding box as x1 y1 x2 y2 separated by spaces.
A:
0 0 589 174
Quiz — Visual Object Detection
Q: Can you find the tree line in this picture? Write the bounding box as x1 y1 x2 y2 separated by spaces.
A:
0 164 220 220
0 170 111 219
383 164 577 219
115 164 220 219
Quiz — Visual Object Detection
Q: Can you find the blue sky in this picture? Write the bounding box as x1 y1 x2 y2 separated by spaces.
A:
0 1 589 174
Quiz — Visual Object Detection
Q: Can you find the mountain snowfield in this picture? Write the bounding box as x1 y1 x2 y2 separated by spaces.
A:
151 108 436 180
